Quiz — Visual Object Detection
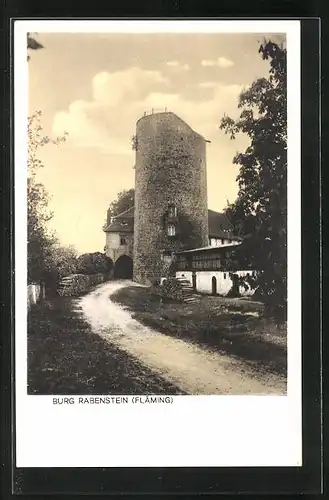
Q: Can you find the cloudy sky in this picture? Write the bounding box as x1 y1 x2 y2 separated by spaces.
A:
28 31 284 253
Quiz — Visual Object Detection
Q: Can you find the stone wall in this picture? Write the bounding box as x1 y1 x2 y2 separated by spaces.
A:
133 112 208 285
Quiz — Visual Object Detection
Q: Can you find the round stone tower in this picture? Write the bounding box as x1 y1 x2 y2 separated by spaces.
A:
133 111 209 285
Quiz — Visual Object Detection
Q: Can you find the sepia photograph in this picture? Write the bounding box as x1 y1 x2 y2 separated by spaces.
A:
14 19 303 469
25 28 289 397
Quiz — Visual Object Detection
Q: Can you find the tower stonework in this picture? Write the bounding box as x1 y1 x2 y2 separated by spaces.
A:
133 112 209 285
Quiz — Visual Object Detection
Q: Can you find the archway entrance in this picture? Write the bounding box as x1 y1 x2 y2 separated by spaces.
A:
114 255 133 279
211 276 217 295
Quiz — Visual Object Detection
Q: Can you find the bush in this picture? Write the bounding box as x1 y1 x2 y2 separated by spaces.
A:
150 276 161 286
227 273 241 298
154 278 185 301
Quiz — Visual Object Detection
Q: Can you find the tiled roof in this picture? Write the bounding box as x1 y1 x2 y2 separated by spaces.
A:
103 206 134 232
104 222 134 233
103 206 241 241
176 242 242 254
113 206 134 218
207 209 238 239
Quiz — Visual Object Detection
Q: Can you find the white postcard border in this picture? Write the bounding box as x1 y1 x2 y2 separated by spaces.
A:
15 20 301 468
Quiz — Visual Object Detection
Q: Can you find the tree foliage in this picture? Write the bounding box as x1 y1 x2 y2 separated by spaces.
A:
106 188 135 225
76 252 113 275
49 244 79 281
27 111 67 284
27 33 43 61
220 40 287 323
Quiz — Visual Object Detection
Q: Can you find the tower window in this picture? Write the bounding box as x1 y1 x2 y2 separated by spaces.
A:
167 223 176 236
120 237 127 245
167 205 177 217
162 252 173 264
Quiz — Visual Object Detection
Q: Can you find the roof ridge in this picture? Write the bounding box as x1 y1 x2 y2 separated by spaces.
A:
113 206 134 218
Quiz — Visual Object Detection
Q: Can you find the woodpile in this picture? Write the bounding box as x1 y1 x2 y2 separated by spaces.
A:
155 277 199 304
57 273 105 296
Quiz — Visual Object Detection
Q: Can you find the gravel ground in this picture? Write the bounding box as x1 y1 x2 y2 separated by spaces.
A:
78 281 286 395
27 292 185 395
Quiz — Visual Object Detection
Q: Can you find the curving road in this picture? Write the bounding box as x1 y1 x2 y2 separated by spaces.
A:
78 281 286 395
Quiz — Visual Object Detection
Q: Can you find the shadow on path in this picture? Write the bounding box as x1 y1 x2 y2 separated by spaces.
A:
28 296 185 395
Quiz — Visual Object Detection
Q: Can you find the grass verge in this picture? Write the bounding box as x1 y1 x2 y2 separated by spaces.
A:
27 296 185 395
111 286 287 377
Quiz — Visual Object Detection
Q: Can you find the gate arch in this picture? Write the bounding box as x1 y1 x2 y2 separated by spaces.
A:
114 255 133 279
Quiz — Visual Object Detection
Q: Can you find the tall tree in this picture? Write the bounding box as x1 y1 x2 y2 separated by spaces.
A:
48 244 79 284
220 40 287 323
27 33 43 61
106 188 135 225
28 111 67 284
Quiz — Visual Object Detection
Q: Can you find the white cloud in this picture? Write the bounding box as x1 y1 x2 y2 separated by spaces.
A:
201 60 216 67
91 67 169 107
198 81 218 89
52 66 244 154
166 61 190 71
201 57 234 68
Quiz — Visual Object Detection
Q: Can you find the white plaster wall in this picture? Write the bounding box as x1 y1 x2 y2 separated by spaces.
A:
209 238 241 247
176 270 255 296
106 233 120 250
105 232 133 262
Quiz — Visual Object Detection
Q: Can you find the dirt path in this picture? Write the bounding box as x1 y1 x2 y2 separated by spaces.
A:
78 281 286 395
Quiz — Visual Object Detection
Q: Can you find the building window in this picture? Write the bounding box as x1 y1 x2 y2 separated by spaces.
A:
177 258 187 271
167 223 176 236
120 237 127 245
163 253 172 265
168 205 177 218
223 273 227 279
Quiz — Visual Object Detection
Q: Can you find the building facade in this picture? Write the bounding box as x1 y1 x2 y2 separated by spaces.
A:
103 206 134 278
103 111 249 292
103 206 242 281
175 244 255 296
